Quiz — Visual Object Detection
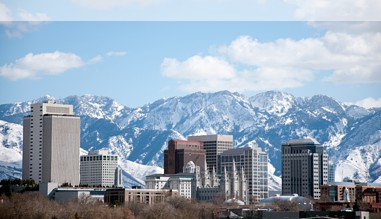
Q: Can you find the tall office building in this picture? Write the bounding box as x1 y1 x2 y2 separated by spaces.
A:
22 100 80 185
164 139 206 174
80 150 122 187
219 146 268 202
281 139 328 200
188 134 233 173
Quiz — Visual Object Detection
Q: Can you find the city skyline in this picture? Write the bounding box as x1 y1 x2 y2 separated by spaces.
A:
0 21 380 109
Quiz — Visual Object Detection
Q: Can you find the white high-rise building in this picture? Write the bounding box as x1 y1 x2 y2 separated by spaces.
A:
80 150 122 187
22 100 80 185
219 146 268 202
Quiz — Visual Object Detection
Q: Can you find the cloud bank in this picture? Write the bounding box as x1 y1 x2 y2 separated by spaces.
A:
161 27 381 93
285 0 381 20
353 97 381 109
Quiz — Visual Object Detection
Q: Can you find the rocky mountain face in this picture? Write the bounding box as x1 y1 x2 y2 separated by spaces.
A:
0 91 380 188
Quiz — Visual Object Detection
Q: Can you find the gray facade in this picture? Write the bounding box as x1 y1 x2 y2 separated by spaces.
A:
42 115 80 185
188 134 233 174
281 139 328 199
23 100 80 185
22 117 32 181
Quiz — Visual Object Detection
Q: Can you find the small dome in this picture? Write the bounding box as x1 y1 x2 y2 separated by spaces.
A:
258 195 313 211
223 198 245 206
183 161 196 173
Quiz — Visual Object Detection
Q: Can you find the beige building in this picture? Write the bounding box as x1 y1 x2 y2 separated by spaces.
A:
188 134 233 173
104 188 179 206
22 100 80 185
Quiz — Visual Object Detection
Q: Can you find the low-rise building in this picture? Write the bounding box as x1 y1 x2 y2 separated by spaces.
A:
318 182 381 213
52 187 106 203
145 173 194 199
356 183 381 213
168 174 193 199
104 188 179 206
145 160 248 204
145 175 171 190
320 182 356 202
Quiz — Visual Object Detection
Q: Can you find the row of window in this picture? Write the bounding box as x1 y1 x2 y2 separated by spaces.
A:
80 156 118 161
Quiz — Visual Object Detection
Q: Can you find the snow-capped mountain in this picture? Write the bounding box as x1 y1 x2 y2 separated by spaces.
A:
0 91 380 189
0 120 23 179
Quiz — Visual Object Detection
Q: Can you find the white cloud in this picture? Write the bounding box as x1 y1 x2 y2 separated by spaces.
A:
4 22 45 38
0 51 84 80
163 27 381 92
88 55 103 64
0 3 12 21
106 51 128 57
161 56 236 80
0 3 50 22
219 36 328 68
17 9 50 22
353 97 381 109
0 3 50 37
285 0 381 21
74 0 158 10
161 56 313 92
221 32 381 84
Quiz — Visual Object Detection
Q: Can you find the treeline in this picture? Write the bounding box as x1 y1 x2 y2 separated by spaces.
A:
0 193 219 219
0 179 38 196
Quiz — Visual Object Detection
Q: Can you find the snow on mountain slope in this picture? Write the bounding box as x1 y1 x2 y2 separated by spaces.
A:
120 159 164 186
268 163 281 191
64 95 132 128
250 91 296 116
335 140 381 182
0 120 23 179
0 120 23 153
0 91 380 190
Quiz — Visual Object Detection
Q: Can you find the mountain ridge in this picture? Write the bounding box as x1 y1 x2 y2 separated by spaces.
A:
0 91 380 188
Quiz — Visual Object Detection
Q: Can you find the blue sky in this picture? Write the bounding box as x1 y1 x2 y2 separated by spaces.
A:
1 0 381 21
0 2 381 108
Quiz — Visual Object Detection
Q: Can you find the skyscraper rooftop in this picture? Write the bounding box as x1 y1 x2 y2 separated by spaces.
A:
285 138 320 145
